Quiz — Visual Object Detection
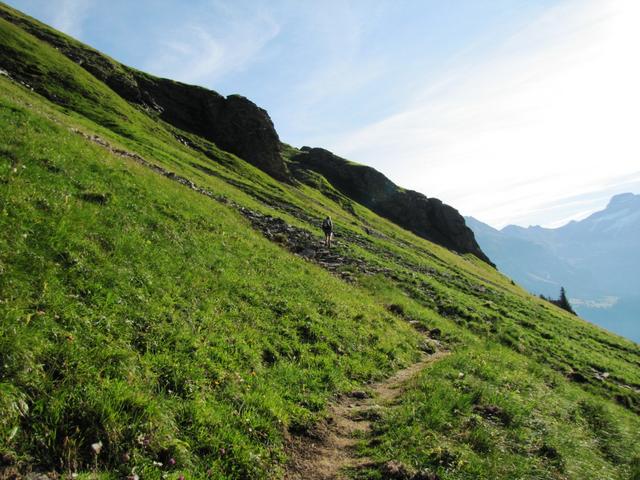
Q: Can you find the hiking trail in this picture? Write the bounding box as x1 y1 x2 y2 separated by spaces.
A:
284 350 449 480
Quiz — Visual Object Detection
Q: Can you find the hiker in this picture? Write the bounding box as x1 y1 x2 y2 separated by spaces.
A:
322 216 333 248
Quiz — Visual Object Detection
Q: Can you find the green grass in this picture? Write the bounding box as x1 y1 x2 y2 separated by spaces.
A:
1 4 639 479
0 85 419 478
354 343 639 479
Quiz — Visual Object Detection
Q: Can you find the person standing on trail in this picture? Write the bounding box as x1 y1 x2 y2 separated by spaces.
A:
322 216 333 248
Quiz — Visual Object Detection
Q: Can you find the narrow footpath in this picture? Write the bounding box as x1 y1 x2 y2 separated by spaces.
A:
70 128 452 479
284 350 449 480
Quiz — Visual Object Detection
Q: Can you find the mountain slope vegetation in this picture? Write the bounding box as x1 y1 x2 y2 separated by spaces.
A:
0 4 639 479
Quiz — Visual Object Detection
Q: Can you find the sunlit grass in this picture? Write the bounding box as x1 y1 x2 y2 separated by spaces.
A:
1 6 639 479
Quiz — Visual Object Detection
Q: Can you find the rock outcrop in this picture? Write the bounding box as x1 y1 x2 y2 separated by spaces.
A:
292 147 493 265
131 75 288 181
0 6 288 181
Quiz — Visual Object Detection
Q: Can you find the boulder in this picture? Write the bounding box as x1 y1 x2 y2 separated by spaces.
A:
119 75 289 181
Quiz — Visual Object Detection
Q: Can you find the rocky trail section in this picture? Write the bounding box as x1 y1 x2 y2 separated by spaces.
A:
69 129 506 317
237 208 395 280
70 129 396 282
285 349 449 480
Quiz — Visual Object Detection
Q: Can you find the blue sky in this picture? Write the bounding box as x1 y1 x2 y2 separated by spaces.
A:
7 0 640 228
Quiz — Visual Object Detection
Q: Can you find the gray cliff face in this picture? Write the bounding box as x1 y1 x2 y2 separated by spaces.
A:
293 148 493 265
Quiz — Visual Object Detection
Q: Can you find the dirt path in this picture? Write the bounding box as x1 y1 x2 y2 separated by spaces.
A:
68 128 452 478
285 350 449 480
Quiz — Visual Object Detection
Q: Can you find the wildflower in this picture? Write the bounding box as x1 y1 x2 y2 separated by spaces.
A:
136 434 150 447
168 458 176 466
91 441 103 455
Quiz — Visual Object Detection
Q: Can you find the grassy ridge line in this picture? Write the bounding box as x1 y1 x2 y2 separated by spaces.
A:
0 79 420 478
0 3 514 275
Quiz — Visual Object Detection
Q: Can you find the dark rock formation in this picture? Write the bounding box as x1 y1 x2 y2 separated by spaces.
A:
0 6 288 181
292 148 493 265
131 75 288 180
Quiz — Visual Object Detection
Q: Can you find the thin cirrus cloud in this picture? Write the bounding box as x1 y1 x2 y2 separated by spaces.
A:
142 7 280 84
327 0 640 228
30 0 94 38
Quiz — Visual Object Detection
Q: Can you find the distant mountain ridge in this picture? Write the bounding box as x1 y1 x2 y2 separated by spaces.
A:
467 193 640 341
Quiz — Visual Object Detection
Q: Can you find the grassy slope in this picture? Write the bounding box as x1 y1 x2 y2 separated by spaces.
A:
1 6 639 479
0 78 420 479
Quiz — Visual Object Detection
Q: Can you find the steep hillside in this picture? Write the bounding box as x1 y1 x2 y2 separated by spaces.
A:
0 3 486 262
1 4 639 480
468 194 640 341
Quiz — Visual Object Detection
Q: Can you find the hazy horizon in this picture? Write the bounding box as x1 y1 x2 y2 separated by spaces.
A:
7 0 640 228
470 190 640 230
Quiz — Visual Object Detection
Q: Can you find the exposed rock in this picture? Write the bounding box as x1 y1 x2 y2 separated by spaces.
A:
348 390 370 399
236 207 394 280
412 471 441 480
419 339 439 354
78 192 110 205
292 148 493 265
24 473 53 480
130 76 289 181
567 371 589 384
472 404 511 425
0 7 288 181
429 328 442 339
386 303 406 317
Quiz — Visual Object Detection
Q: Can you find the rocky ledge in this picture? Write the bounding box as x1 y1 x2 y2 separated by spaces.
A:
0 6 288 181
292 147 493 265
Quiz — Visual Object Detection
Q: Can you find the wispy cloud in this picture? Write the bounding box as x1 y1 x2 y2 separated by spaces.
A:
327 0 640 228
144 5 280 85
288 3 385 103
49 0 93 37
